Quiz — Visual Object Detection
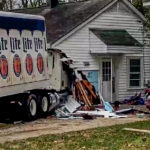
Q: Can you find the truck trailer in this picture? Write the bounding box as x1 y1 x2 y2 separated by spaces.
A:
0 11 67 120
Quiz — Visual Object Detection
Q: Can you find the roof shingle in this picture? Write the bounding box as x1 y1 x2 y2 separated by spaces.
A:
44 0 113 43
14 0 115 43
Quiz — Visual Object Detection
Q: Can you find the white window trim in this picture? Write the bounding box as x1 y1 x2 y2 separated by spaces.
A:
127 56 143 90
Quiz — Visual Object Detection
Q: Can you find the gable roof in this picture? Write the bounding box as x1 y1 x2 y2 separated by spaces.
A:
50 0 146 47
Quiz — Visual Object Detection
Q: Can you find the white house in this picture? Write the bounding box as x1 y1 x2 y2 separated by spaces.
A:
43 0 150 102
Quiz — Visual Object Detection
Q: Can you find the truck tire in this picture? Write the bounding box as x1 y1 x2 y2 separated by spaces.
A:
24 94 37 121
37 95 50 116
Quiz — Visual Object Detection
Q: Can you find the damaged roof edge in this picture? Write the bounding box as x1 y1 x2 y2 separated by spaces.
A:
48 48 69 58
51 0 146 48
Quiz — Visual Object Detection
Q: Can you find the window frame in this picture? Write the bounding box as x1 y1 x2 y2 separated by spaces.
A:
127 57 143 89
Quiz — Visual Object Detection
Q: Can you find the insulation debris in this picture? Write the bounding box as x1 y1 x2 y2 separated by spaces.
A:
75 110 127 118
65 96 81 113
54 70 130 120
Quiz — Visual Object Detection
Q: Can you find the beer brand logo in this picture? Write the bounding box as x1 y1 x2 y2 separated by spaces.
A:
37 53 44 74
0 55 8 79
26 54 33 75
13 54 21 77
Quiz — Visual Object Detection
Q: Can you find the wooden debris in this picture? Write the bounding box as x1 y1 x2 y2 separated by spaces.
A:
74 70 100 110
123 128 150 134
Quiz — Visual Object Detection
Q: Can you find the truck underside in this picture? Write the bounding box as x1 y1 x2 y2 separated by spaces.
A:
0 89 68 121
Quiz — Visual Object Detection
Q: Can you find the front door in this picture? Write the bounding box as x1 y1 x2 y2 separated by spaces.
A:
102 59 112 102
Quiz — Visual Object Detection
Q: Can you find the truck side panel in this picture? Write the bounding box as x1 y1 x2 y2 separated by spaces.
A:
33 30 48 81
0 29 11 87
0 15 49 97
21 30 36 83
9 29 25 85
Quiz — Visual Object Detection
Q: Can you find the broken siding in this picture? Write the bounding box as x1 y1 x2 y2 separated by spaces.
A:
82 70 99 92
54 28 99 70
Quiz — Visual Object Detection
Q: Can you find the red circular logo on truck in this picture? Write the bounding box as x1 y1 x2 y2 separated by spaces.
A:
37 53 44 74
26 54 33 75
0 55 8 79
13 54 21 77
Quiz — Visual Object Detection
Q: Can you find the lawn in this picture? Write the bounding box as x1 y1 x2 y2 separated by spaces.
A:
1 120 150 150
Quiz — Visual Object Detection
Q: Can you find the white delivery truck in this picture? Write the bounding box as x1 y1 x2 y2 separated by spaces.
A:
0 12 67 120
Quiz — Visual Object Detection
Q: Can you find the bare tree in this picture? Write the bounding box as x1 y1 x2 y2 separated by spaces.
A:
0 0 6 10
21 0 29 8
0 0 18 10
19 0 46 8
0 0 55 10
30 0 43 7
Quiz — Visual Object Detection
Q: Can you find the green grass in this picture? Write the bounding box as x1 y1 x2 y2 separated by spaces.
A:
1 120 150 150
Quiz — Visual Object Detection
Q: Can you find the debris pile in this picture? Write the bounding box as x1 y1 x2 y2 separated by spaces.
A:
54 58 150 120
122 92 144 105
54 71 128 120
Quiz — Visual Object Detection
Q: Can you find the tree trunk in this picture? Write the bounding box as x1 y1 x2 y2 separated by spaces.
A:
9 0 13 9
21 0 28 8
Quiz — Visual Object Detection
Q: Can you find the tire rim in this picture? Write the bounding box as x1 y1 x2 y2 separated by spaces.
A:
29 99 37 116
41 97 48 112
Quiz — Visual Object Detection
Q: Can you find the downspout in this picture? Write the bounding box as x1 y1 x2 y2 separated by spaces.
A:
142 22 146 88
111 57 113 103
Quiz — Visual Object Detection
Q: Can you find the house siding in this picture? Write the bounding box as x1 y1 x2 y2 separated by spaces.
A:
143 30 150 85
116 54 143 101
52 1 150 101
89 31 107 54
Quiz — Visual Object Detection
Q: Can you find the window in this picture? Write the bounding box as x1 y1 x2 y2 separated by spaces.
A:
102 61 111 81
52 55 55 69
129 59 141 87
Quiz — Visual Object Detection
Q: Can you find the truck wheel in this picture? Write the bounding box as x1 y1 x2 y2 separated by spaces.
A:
24 94 37 121
37 95 49 116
